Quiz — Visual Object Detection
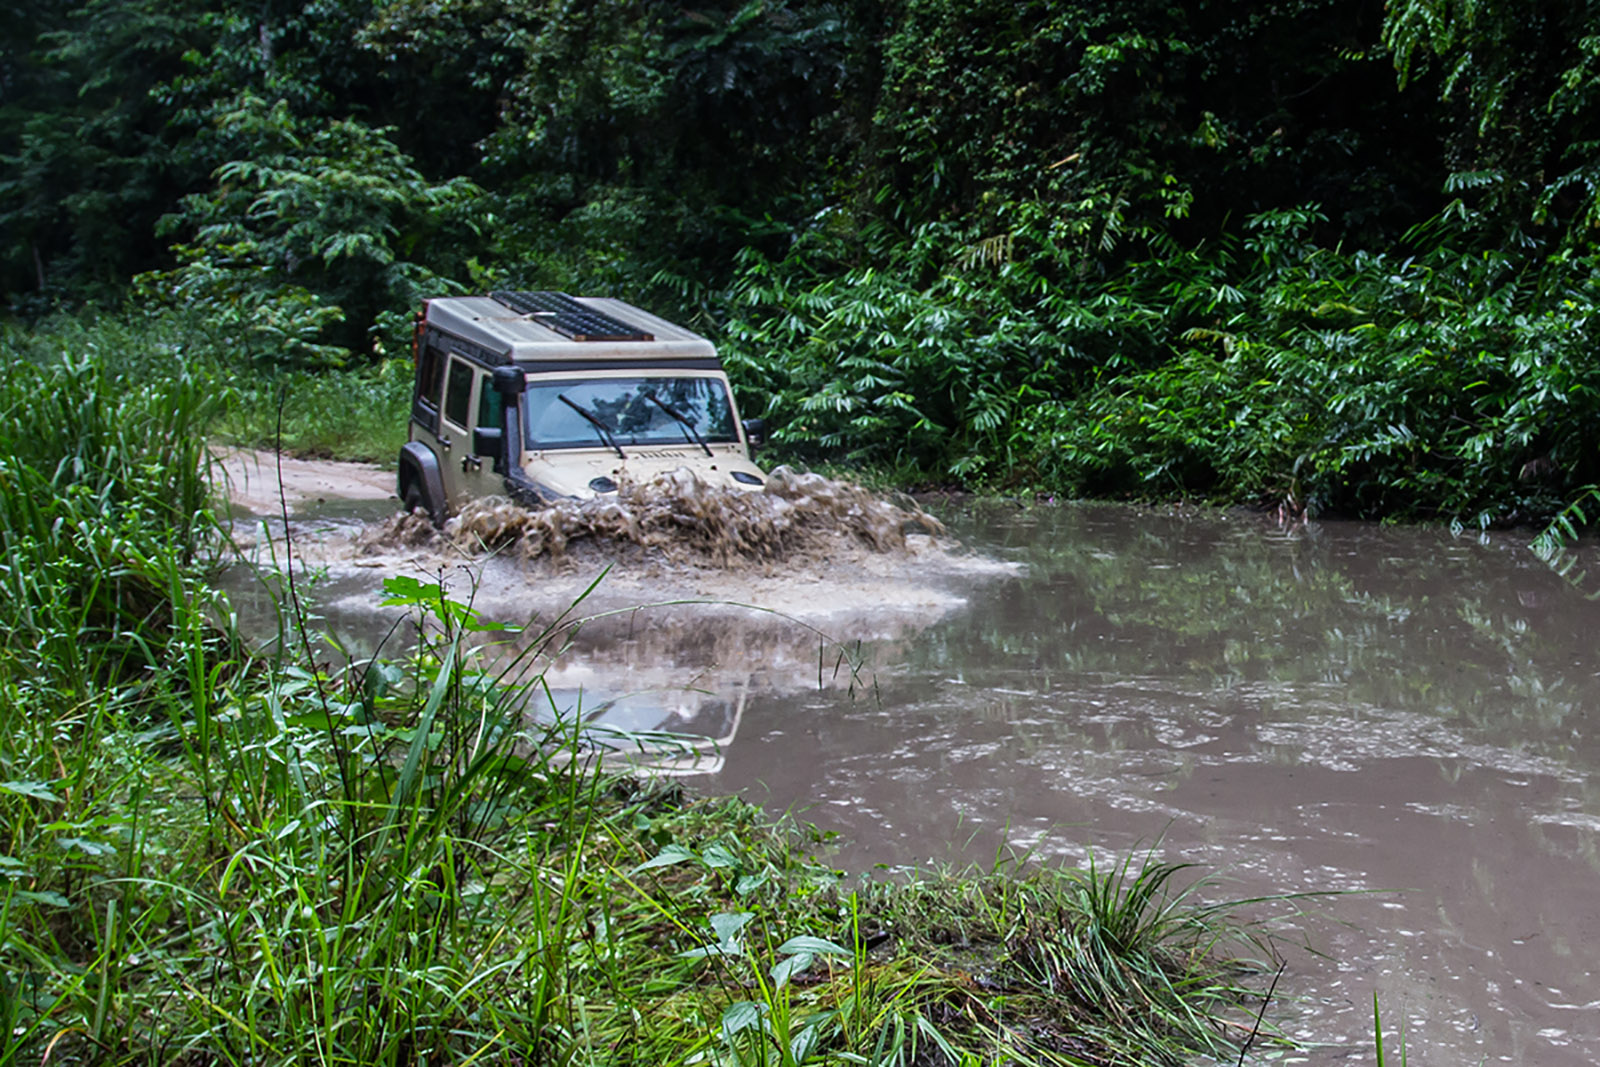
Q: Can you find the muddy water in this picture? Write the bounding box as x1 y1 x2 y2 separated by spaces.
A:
701 503 1600 1066
231 499 1600 1064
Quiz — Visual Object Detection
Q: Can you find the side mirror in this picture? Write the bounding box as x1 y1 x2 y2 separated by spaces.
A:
742 417 767 451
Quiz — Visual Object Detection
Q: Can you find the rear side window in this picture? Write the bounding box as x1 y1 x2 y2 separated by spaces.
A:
413 340 448 431
444 359 474 428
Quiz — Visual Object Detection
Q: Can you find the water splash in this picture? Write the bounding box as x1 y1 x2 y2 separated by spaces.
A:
358 466 944 567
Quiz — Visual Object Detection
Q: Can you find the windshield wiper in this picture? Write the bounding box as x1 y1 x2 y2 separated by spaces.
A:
643 392 713 457
557 394 626 459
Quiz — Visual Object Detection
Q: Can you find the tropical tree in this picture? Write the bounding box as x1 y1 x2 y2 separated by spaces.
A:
142 94 484 363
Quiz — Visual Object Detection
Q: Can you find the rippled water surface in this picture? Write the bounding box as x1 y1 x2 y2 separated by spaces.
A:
705 503 1600 1066
247 500 1600 1064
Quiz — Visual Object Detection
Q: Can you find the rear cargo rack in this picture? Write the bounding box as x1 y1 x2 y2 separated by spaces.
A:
490 290 654 342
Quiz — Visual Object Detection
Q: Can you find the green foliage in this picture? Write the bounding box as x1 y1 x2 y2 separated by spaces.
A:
0 0 212 306
871 0 1443 251
1383 0 1600 247
727 199 1600 522
1022 208 1600 520
139 93 484 364
214 357 414 462
723 228 1070 480
0 316 221 669
458 0 860 312
11 0 1600 520
9 310 411 477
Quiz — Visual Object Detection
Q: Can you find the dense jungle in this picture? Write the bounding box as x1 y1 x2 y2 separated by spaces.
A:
4 2 1600 1064
9 0 1600 521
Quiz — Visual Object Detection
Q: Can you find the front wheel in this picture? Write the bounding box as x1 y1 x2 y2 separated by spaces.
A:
402 480 439 526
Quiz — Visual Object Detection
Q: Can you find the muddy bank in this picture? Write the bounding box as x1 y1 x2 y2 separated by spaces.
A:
217 448 396 516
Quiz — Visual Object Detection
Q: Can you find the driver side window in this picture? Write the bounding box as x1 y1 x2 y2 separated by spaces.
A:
477 374 503 432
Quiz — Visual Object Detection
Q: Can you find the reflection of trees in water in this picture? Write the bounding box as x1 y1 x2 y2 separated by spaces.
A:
915 502 1600 750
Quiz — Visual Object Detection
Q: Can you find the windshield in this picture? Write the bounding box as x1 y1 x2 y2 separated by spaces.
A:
522 376 738 449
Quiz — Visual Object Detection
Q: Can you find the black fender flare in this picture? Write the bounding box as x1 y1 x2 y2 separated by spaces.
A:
398 441 447 525
502 468 568 509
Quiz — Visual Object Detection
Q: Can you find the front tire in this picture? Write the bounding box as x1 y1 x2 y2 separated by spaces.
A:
402 480 440 527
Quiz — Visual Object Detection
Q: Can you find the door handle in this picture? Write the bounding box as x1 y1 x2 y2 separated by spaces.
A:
462 455 481 473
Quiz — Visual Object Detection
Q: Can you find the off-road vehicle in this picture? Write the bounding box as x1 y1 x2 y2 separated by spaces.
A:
398 291 768 523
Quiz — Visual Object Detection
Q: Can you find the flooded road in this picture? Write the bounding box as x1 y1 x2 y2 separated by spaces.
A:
231 497 1600 1064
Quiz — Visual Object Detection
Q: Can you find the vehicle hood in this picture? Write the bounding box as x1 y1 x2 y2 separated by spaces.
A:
519 445 768 500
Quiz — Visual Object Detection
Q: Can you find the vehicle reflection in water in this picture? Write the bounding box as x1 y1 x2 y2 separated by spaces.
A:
530 682 746 776
217 560 888 777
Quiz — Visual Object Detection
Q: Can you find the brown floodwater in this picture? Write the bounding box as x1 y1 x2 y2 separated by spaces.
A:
228 498 1600 1065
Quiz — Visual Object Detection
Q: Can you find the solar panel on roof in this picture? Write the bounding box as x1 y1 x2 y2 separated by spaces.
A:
489 290 654 342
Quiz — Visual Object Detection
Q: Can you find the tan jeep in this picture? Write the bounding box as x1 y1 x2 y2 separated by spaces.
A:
398 291 768 523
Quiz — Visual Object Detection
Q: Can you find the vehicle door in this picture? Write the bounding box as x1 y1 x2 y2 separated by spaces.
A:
456 366 508 504
437 355 488 507
411 333 449 451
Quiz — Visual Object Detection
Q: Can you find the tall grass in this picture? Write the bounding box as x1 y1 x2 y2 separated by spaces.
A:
0 326 1294 1065
4 311 409 470
0 319 219 675
211 358 412 463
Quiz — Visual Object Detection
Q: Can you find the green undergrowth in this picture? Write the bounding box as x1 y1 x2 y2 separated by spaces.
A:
4 312 410 466
211 356 412 464
0 574 1292 1066
722 206 1600 525
0 332 1296 1065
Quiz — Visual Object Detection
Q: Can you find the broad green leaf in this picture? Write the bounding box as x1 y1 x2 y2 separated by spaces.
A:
0 780 61 802
710 911 753 944
776 935 852 957
701 842 741 869
770 951 813 989
734 872 770 896
632 844 698 873
380 575 438 606
721 1001 764 1039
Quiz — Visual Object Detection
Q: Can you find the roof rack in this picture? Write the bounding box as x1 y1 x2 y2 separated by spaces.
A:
489 290 654 342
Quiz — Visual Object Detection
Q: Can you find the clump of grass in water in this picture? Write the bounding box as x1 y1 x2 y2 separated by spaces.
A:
623 837 1293 1066
363 466 945 566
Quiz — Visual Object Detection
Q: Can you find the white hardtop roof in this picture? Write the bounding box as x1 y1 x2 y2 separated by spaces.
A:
424 295 718 363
